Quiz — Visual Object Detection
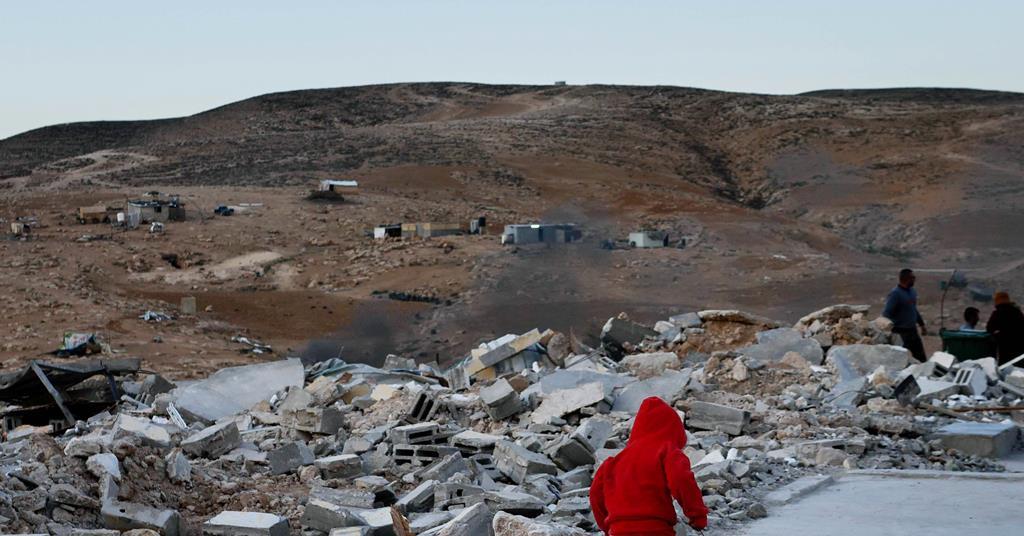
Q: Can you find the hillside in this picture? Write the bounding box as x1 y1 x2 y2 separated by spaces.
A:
2 83 1023 365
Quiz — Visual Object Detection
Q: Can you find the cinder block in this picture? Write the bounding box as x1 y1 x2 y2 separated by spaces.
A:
203 511 289 536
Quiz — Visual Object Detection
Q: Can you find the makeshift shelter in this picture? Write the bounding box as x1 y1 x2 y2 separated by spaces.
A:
628 230 669 248
501 223 579 245
0 358 140 432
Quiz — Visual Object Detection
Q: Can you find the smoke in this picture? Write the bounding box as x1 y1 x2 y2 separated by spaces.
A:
298 301 398 367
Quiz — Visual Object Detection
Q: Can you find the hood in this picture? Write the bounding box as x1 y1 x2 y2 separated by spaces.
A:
627 396 687 448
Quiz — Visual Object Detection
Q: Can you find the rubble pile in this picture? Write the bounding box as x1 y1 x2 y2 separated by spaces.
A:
0 304 1021 535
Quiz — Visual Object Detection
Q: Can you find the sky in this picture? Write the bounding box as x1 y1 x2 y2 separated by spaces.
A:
1 1 1021 139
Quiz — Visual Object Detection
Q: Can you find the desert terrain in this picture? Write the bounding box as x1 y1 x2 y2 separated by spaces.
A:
2 83 1024 373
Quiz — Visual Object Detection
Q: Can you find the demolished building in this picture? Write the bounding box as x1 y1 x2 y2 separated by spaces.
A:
0 303 1020 535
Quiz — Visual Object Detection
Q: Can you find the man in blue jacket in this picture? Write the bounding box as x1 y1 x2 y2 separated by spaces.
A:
882 268 928 362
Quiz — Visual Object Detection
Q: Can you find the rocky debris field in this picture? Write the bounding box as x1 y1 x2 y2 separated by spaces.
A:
1 303 1021 536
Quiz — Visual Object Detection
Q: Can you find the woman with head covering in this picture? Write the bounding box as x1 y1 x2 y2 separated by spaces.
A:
986 292 1024 364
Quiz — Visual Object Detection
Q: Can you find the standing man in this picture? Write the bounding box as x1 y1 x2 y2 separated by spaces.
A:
882 268 928 362
986 292 1024 364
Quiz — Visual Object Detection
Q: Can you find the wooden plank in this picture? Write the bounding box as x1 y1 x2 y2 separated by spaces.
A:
30 361 76 426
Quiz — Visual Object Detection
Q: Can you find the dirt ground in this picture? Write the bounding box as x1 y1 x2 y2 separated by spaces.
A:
2 84 1022 377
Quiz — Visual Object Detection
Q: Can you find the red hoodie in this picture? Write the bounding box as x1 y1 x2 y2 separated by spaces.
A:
590 397 708 535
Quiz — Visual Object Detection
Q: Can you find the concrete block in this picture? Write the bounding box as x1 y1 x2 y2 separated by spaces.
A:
450 430 503 454
390 422 445 445
301 499 366 532
932 422 1019 458
283 406 345 435
316 454 364 480
686 401 750 436
420 452 468 482
915 378 960 402
929 351 957 370
181 421 241 458
435 482 485 510
494 440 557 484
113 414 172 448
102 501 181 536
545 435 594 471
953 368 988 396
267 441 315 475
479 379 524 420
203 511 289 536
406 391 441 423
397 479 439 514
392 444 459 466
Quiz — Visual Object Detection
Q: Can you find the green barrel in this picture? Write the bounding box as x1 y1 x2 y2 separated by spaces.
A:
939 328 998 361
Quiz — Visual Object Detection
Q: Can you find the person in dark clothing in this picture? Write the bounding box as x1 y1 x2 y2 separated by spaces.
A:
986 292 1024 365
882 268 928 362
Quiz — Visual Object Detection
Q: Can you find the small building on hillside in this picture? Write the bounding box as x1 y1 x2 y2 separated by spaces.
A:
78 206 112 224
373 224 402 239
319 180 359 195
400 222 464 239
628 231 669 248
501 223 579 245
127 197 185 223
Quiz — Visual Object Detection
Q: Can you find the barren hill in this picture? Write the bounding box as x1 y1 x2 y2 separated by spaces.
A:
2 83 1024 365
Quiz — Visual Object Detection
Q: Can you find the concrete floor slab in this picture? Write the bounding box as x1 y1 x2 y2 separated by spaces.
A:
740 471 1024 536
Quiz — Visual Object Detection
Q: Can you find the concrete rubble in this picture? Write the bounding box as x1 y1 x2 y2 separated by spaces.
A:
0 305 1020 535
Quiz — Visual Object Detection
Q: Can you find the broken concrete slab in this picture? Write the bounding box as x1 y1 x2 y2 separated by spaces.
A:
915 378 960 402
181 421 241 458
170 358 304 424
611 369 692 413
102 501 181 536
165 448 191 483
113 414 172 448
763 475 835 506
316 454 365 480
267 441 315 475
669 312 702 329
620 352 681 379
601 316 658 360
686 401 750 436
826 344 910 380
422 502 493 536
931 421 1019 458
86 453 121 480
530 382 607 424
204 511 289 536
494 440 558 484
738 328 823 364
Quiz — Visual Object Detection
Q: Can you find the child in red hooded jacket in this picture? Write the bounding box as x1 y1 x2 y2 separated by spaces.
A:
590 396 708 535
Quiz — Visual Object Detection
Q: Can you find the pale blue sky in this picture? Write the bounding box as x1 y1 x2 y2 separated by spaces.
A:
1 1 1020 139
